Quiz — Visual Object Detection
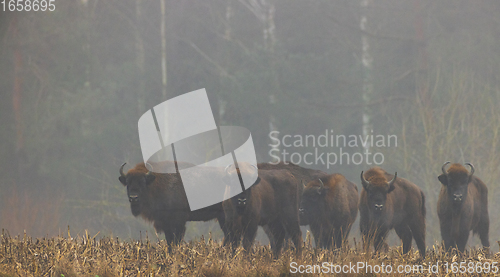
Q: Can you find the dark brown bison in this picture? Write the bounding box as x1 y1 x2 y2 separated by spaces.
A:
359 167 426 256
119 161 227 245
437 162 489 252
299 174 358 249
257 161 328 183
223 164 303 257
257 162 328 248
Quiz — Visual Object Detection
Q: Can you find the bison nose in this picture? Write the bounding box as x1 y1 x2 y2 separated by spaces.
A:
129 195 139 202
374 204 383 211
453 194 462 201
237 198 246 205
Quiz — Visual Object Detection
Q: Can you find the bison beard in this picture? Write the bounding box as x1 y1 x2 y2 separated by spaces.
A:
300 174 358 249
359 167 426 257
223 168 303 257
119 162 228 246
437 162 490 252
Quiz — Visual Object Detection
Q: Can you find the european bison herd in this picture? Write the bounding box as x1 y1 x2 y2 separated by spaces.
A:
119 160 490 257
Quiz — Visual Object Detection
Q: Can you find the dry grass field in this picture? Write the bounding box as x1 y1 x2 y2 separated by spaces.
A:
0 230 498 277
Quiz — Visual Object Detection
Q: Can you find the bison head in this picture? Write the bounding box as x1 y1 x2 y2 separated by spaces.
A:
361 171 397 214
119 163 156 216
438 161 474 205
299 179 327 225
224 163 260 213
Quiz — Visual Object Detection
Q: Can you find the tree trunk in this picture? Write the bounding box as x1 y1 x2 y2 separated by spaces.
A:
160 0 168 101
414 0 428 106
135 0 146 114
360 0 373 153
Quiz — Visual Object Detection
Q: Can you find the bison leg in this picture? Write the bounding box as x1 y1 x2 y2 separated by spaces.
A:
360 223 386 253
280 219 302 255
309 224 322 249
164 224 186 246
332 228 342 250
360 223 372 253
155 219 186 247
408 217 426 256
335 222 353 250
373 229 389 253
321 229 335 249
266 222 286 257
478 217 490 249
395 224 412 254
223 227 241 251
223 218 242 252
439 220 454 251
456 230 470 253
242 220 259 254
217 214 229 239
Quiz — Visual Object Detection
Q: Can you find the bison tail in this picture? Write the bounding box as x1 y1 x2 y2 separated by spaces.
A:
421 191 426 217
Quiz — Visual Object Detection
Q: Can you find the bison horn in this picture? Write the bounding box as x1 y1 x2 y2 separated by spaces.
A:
250 164 258 175
441 161 451 176
318 179 325 189
388 172 397 187
465 162 475 177
360 171 370 190
120 163 127 178
225 164 233 174
145 162 154 172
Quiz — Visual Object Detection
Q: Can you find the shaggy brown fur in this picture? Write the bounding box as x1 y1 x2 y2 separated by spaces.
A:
300 174 358 249
119 161 227 246
257 162 328 248
257 161 328 183
437 162 489 252
359 167 426 257
223 164 302 257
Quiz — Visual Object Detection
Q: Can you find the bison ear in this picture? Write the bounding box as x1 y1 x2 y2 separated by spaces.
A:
119 176 126 186
145 173 156 186
316 185 326 195
438 174 448 186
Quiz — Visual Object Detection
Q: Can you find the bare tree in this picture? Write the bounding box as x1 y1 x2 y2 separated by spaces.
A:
360 0 373 153
135 0 146 114
237 0 279 162
160 0 168 100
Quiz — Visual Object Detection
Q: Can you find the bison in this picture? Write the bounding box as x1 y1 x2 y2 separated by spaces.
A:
118 161 227 245
257 162 328 248
299 174 358 249
257 161 328 183
359 167 426 257
437 162 489 252
223 164 303 257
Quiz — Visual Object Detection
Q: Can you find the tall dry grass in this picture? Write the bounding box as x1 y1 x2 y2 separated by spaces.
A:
0 230 498 276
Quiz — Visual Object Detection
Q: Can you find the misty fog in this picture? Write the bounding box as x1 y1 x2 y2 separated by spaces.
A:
1 0 499 251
